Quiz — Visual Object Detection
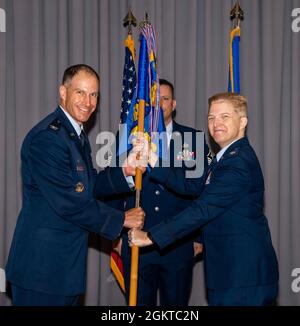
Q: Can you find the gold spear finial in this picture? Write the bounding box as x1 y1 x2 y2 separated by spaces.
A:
230 1 244 27
123 8 137 34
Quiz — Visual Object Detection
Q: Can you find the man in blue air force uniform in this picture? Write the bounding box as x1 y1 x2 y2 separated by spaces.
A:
6 64 145 306
129 92 279 306
95 79 210 305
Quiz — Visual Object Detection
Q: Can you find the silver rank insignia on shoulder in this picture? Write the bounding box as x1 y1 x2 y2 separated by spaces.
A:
49 124 58 131
48 119 61 131
75 182 85 193
176 143 195 161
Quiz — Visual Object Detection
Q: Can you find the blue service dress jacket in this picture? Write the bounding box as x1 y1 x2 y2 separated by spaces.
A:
6 107 127 296
148 137 279 290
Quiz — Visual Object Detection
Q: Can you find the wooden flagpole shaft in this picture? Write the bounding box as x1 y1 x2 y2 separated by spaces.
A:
129 99 145 306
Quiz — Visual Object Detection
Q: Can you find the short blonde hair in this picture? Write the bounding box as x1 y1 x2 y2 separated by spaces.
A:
208 92 248 117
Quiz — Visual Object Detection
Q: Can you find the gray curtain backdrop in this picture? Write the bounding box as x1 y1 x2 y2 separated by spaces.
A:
0 0 299 305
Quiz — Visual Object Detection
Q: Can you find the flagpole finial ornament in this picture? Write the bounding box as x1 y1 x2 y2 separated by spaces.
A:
145 12 150 24
123 8 137 34
230 2 244 27
139 12 151 29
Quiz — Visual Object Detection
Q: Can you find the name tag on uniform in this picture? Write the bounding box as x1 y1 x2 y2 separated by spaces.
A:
76 160 85 172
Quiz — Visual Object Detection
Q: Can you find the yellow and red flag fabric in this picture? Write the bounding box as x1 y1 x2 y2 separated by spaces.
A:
110 248 125 292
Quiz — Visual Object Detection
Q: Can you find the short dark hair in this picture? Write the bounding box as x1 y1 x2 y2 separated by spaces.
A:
159 78 175 98
62 64 100 86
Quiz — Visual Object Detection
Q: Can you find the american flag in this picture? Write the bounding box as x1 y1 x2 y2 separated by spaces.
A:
120 37 137 125
110 34 137 293
117 34 137 157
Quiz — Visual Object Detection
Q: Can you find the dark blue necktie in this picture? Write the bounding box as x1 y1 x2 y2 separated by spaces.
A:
79 130 87 147
212 156 217 164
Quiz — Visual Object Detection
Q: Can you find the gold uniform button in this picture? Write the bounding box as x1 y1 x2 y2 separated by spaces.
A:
75 182 85 193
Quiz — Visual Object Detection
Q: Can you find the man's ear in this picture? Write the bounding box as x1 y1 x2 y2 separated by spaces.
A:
172 99 177 111
240 116 248 130
59 85 67 101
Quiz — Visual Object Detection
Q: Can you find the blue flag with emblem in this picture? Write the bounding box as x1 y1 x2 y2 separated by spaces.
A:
118 23 166 157
130 22 166 160
228 26 240 93
118 22 166 161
